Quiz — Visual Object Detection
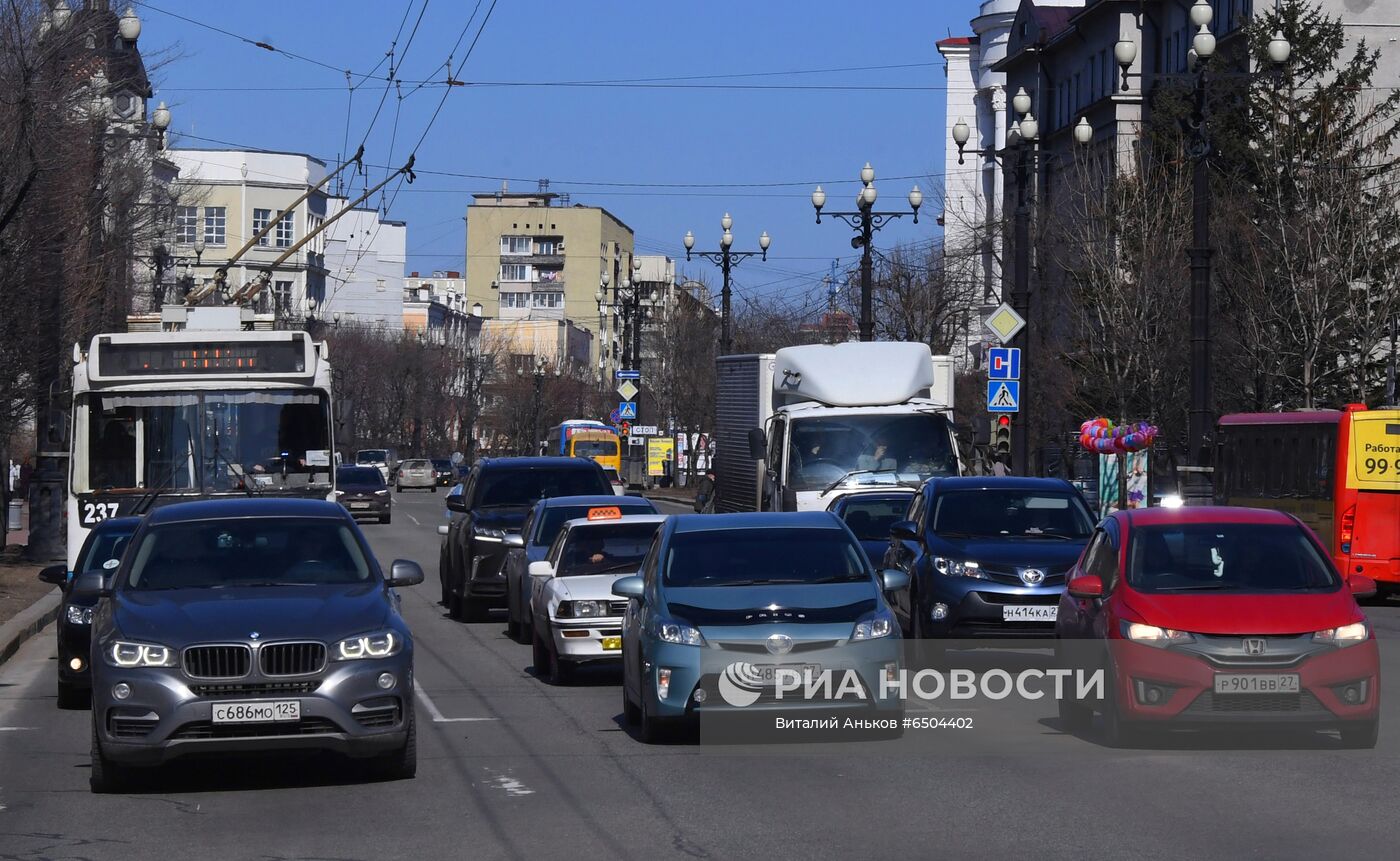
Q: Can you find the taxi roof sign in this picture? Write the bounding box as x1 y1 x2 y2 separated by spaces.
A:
586 507 623 521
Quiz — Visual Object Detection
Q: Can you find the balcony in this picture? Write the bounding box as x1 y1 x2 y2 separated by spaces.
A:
499 252 564 266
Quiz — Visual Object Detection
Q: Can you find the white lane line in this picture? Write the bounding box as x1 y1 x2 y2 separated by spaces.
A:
0 727 35 732
484 769 535 796
414 680 499 723
406 511 421 526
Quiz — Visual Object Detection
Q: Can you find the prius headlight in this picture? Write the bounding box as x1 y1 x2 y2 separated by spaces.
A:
649 616 705 646
107 640 177 668
333 631 403 660
852 608 897 641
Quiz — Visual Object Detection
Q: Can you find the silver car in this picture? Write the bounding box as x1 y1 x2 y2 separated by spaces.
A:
85 498 423 792
396 459 437 492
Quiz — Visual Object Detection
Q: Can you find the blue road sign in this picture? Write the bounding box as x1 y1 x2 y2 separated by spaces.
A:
615 370 641 380
618 401 638 419
986 380 1020 413
608 408 622 424
988 347 1021 380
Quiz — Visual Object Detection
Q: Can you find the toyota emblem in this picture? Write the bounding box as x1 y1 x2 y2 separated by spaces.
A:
765 633 794 655
1019 568 1045 586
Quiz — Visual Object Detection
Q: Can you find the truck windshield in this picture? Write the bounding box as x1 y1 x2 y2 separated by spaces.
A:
76 390 332 494
786 413 956 492
356 450 388 464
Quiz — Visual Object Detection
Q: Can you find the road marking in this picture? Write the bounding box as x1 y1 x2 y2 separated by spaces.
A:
0 727 35 732
406 512 421 526
485 769 535 796
414 681 499 723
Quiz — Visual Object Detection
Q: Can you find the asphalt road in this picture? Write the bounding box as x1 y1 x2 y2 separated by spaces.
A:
1 491 1397 860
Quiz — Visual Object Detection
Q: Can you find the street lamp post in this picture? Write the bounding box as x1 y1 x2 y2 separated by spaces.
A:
952 98 1040 473
810 164 922 341
1108 0 1290 501
683 214 770 355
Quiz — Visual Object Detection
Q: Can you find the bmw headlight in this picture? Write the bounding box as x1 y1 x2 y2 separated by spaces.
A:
333 631 403 660
650 616 705 646
852 609 897 641
1314 621 1368 647
107 640 177 668
473 525 507 543
934 557 987 579
1120 621 1195 647
65 604 94 626
558 600 605 619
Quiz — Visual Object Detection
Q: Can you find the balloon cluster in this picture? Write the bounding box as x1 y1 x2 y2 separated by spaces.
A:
1079 418 1158 454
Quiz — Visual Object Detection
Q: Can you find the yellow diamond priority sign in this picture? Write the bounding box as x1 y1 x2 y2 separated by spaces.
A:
984 302 1026 345
616 379 639 401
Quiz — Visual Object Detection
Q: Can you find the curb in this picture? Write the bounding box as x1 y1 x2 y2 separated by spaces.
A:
644 494 696 508
0 587 61 669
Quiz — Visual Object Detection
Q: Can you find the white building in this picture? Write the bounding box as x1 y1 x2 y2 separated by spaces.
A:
320 200 406 326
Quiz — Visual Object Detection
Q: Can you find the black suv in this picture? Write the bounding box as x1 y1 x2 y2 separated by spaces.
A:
440 457 612 621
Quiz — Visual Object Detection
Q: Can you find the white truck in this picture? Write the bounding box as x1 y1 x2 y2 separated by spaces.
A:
714 342 960 512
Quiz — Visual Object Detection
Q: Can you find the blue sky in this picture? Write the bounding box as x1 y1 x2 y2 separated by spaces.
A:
139 0 972 316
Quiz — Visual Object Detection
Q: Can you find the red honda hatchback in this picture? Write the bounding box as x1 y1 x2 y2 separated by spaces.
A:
1055 506 1379 748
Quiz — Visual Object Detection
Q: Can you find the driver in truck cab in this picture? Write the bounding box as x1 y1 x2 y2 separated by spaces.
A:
857 436 897 472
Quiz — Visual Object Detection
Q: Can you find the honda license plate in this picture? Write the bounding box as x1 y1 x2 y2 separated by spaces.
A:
211 700 301 724
1002 605 1057 622
1214 673 1300 695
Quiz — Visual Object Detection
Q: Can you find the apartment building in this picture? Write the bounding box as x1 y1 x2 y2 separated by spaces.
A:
320 199 406 326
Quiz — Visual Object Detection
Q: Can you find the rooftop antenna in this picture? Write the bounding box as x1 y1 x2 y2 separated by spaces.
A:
824 259 840 309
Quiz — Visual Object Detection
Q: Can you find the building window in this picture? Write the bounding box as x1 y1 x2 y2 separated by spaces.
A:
536 238 558 255
275 212 294 248
533 292 563 309
175 206 198 244
501 292 530 309
500 235 532 254
252 208 271 245
273 280 293 316
500 263 530 281
376 278 386 292
203 207 226 246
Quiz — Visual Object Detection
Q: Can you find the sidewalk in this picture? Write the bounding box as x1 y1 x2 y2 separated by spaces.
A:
0 500 60 667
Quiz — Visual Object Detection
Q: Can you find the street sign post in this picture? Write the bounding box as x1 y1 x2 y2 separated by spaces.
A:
986 380 1020 413
987 346 1021 380
618 401 637 419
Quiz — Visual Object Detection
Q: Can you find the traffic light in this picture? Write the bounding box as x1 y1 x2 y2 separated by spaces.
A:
993 415 1013 457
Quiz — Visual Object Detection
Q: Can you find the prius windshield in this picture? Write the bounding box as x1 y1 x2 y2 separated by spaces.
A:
664 528 870 587
126 519 370 590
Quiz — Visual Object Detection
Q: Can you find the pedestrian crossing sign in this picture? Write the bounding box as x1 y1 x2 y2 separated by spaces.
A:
618 401 637 419
986 380 1020 413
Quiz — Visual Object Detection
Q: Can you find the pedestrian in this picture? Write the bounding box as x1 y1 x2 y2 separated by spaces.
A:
991 455 1009 477
693 468 716 513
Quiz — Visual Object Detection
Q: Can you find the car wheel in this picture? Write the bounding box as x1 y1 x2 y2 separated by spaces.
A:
380 513 391 524
1339 719 1379 749
89 717 133 794
546 635 573 686
57 679 88 710
462 597 490 622
372 702 417 780
431 486 438 493
507 616 520 641
622 678 641 725
1100 680 1146 749
639 688 669 744
1057 694 1092 733
395 484 403 493
532 629 550 677
447 589 465 621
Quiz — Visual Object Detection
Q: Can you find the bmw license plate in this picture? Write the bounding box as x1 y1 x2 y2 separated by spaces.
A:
1214 673 1300 695
1002 605 1057 622
211 700 301 724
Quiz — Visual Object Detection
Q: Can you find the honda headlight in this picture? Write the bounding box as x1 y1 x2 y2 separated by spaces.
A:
1314 621 1368 647
934 557 987 579
333 631 402 660
107 640 176 668
66 604 94 626
651 616 705 646
852 608 897 641
558 600 606 619
1120 621 1195 647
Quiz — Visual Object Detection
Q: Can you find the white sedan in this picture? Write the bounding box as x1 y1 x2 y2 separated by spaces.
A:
529 513 667 685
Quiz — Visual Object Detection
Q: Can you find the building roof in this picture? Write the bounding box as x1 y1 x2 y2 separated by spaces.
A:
936 35 978 48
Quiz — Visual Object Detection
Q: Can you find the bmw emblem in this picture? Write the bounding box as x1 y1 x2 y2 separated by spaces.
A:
249 631 261 640
765 633 794 655
1019 568 1045 586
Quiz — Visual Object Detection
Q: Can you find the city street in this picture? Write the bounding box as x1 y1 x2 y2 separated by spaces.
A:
0 491 1395 859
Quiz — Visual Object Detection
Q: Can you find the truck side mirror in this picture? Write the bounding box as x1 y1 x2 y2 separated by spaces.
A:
747 428 767 460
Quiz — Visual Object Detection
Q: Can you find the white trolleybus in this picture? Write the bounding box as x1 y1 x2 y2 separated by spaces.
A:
66 306 336 566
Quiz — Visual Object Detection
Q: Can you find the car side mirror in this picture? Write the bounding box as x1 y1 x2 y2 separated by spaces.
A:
386 559 425 587
73 572 109 598
528 560 554 578
38 564 68 586
890 520 919 542
747 427 767 460
880 569 910 592
611 575 644 599
503 533 525 548
437 524 449 536
445 493 468 513
1349 574 1377 600
1067 574 1106 599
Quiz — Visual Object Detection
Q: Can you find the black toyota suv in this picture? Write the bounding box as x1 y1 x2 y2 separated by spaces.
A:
439 457 612 621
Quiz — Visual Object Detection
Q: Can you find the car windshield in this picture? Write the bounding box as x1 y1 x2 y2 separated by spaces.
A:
931 490 1093 539
356 450 388 464
664 528 870 587
432 459 452 471
126 519 371 590
337 467 383 486
78 528 137 575
574 440 618 458
403 460 429 469
477 468 608 508
535 504 651 546
839 496 910 540
557 522 661 576
1127 523 1340 593
786 413 956 492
